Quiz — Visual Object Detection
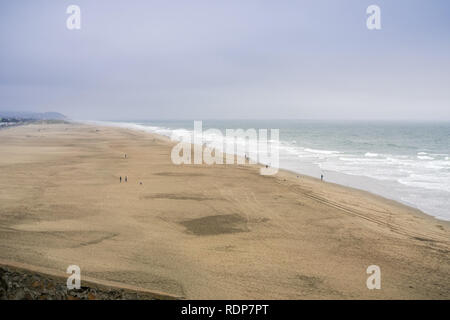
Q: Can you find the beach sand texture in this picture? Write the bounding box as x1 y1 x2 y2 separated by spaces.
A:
0 123 449 299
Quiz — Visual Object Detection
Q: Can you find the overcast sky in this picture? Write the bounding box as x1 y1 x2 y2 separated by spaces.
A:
1 0 449 120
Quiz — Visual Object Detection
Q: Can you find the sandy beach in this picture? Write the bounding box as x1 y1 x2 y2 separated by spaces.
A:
0 122 449 299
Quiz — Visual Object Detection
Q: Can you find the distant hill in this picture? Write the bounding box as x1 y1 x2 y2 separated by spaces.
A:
0 111 68 121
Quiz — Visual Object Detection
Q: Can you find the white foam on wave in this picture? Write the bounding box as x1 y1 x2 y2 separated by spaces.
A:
398 174 450 193
303 148 341 155
305 146 450 197
364 152 379 157
339 157 384 163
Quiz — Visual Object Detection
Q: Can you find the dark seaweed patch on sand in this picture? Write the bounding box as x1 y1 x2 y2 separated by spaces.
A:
180 214 248 236
142 193 217 201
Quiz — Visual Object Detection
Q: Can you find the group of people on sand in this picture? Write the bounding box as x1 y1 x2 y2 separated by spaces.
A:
119 153 143 185
119 152 324 183
120 175 143 185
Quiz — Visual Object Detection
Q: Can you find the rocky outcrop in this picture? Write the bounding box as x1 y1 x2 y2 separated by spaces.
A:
0 265 175 300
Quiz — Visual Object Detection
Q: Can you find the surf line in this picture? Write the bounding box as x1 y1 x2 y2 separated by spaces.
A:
181 304 215 318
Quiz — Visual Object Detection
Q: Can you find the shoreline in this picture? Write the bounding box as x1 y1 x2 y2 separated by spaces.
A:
0 122 449 299
83 120 447 223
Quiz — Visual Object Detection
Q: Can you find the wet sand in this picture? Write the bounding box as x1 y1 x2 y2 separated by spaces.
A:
0 122 449 299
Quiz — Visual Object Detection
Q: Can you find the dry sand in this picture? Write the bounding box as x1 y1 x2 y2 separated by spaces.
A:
0 122 449 299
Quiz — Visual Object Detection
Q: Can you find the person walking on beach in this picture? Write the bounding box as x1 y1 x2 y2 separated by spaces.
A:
125 176 128 182
120 176 122 183
321 174 324 181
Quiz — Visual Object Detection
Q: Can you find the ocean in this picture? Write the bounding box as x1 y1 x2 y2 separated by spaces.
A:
93 120 450 221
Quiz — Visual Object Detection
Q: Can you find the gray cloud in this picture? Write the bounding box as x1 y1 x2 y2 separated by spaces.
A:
1 0 449 120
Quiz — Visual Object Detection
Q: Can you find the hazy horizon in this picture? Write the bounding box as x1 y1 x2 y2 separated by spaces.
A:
1 0 449 121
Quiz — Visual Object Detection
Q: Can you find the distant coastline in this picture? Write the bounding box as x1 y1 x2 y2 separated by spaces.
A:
0 111 69 130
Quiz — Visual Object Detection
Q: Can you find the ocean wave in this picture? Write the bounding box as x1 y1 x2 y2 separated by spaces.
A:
364 152 379 157
303 148 340 155
398 174 450 193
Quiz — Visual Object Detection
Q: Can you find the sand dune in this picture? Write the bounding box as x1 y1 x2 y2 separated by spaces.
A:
0 123 449 299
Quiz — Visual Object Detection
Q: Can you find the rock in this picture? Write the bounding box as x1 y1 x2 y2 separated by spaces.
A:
13 288 25 300
0 266 160 300
0 276 8 291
